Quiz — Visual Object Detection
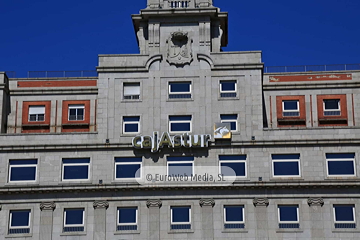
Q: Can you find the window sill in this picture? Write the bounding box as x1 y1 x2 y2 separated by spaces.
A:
60 232 87 236
276 228 303 233
58 181 92 186
218 97 239 101
168 229 194 234
62 123 90 126
270 178 304 181
114 230 140 235
22 123 49 127
121 100 142 103
325 177 359 180
5 234 32 238
5 182 39 187
166 98 194 102
332 229 360 233
222 229 248 233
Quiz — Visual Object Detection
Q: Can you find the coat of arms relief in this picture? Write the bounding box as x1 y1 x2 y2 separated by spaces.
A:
166 31 193 66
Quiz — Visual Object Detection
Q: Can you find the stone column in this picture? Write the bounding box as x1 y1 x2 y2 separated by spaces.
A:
199 199 215 240
93 201 109 240
147 200 162 240
253 198 269 240
308 198 325 239
39 202 56 240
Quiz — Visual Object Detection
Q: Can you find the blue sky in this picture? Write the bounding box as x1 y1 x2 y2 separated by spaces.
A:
0 0 359 77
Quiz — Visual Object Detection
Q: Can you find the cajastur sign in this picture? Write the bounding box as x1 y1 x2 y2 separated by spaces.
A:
132 132 211 153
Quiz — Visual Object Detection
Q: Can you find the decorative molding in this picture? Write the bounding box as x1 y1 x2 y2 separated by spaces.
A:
40 202 56 211
146 54 163 69
166 31 193 66
197 53 214 68
307 198 324 207
199 199 215 207
253 198 269 207
146 199 162 208
93 201 109 209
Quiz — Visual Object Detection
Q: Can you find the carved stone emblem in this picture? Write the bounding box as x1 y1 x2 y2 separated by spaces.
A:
253 198 269 207
93 201 109 209
166 31 193 66
40 202 56 211
146 199 162 208
199 199 215 207
307 198 324 207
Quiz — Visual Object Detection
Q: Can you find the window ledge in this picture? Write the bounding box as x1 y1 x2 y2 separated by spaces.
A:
276 228 303 233
168 229 194 234
332 229 360 233
218 97 240 101
121 100 142 103
22 123 49 127
166 99 194 102
62 123 90 126
114 230 140 235
5 234 32 238
60 232 87 236
325 177 359 180
5 182 39 187
222 229 248 233
57 182 92 186
270 178 304 181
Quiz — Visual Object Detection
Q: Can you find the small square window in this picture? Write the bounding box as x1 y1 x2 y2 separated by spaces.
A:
63 208 85 233
167 156 194 176
220 114 238 132
169 82 191 99
333 205 356 229
219 155 246 178
117 207 138 231
62 158 90 181
68 105 85 121
278 205 300 229
323 99 340 116
9 160 37 183
123 116 140 134
282 100 299 117
123 83 140 100
9 210 31 235
220 80 237 98
326 153 355 177
115 157 142 180
272 154 301 178
171 206 191 230
28 106 45 122
169 115 192 133
224 205 245 229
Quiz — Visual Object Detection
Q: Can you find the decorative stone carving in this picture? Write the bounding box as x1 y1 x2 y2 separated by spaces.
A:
93 201 109 209
146 199 162 208
307 198 324 207
166 31 193 66
199 199 215 207
253 198 269 207
40 202 56 211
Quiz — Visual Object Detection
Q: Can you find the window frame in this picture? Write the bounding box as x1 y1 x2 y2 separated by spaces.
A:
278 205 300 224
170 206 191 225
168 115 192 133
323 99 341 116
63 208 85 229
333 205 356 224
220 114 238 132
168 82 192 96
167 156 194 177
8 159 38 183
220 80 237 96
282 100 300 117
326 154 356 177
122 116 140 134
9 210 31 233
218 155 247 178
61 158 90 182
114 157 142 181
68 104 85 121
271 154 301 178
117 207 138 227
223 205 245 224
123 82 141 100
28 105 46 122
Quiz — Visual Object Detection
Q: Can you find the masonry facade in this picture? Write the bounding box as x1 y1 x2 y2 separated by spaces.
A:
0 0 360 239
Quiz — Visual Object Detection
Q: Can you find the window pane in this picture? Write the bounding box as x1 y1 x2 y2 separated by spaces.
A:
328 161 354 175
324 99 339 110
172 207 190 223
279 206 298 222
283 101 298 110
69 109 77 116
272 154 300 160
221 114 237 120
10 160 37 165
326 153 355 159
221 162 246 176
10 167 36 181
219 155 246 161
11 211 30 227
123 116 140 122
63 158 90 164
334 205 354 221
274 162 299 176
65 209 84 225
63 166 89 180
221 81 236 91
167 156 194 161
168 163 192 175
225 206 243 222
230 122 236 131
124 83 140 95
116 164 141 178
118 208 137 224
29 106 45 115
170 82 190 93
169 116 191 121
170 122 190 132
115 157 142 163
77 109 84 116
125 123 139 132
37 114 45 121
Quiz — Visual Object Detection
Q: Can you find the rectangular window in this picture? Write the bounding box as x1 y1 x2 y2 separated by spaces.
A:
63 208 85 232
9 210 31 234
62 158 90 181
167 156 194 176
169 82 191 99
219 155 246 178
282 100 300 117
117 207 138 231
28 106 45 122
333 205 356 229
323 99 340 116
115 157 142 180
272 154 301 177
326 153 356 177
169 115 192 133
123 116 140 134
68 104 85 121
171 206 191 230
220 80 237 98
278 205 300 229
123 83 140 100
224 205 245 229
220 114 238 131
9 160 37 183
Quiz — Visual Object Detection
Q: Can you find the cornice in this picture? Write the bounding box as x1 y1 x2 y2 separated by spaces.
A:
263 81 360 91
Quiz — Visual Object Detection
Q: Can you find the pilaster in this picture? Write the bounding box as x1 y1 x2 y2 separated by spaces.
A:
39 202 56 240
253 198 269 240
147 200 162 240
93 201 109 240
199 199 215 240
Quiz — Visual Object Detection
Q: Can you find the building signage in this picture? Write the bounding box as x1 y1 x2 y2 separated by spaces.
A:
132 132 211 152
214 123 231 139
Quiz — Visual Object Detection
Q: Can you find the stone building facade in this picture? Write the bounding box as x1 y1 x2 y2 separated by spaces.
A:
0 0 360 239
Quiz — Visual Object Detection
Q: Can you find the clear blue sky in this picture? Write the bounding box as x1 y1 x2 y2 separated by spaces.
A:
1 0 359 77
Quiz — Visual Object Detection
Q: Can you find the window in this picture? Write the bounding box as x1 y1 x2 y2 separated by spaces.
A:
169 82 191 99
167 156 194 176
272 154 301 178
333 205 356 229
219 155 246 178
169 115 192 133
326 153 356 177
220 114 238 131
123 83 140 100
62 158 90 181
278 205 300 229
68 104 84 121
123 116 140 134
28 106 45 122
117 207 138 231
9 210 31 234
9 160 37 183
220 80 237 98
282 100 299 117
324 99 340 116
171 206 191 230
224 205 245 229
63 209 85 232
115 157 142 180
